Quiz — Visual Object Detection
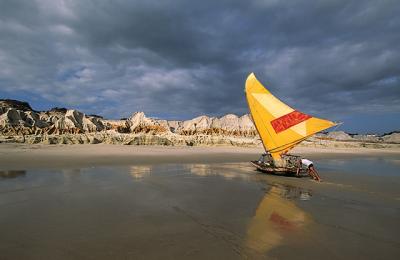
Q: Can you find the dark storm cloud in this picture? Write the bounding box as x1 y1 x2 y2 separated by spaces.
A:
0 0 399 121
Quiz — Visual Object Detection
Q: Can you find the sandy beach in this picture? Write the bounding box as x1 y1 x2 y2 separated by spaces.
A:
1 144 400 259
1 143 399 170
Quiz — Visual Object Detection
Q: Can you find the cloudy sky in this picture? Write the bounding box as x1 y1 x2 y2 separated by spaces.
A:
0 0 399 133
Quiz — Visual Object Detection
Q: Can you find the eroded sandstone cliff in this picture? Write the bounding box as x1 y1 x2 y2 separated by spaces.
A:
0 99 398 148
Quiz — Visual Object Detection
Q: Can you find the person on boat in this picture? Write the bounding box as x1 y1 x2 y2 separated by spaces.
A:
297 158 322 181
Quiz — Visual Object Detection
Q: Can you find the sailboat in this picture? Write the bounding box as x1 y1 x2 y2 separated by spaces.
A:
245 73 337 174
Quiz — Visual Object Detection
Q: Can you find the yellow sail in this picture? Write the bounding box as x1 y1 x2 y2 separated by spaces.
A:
245 73 336 159
245 186 311 254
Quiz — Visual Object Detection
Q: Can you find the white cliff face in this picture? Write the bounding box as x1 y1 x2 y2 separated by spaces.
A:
217 114 240 131
382 132 400 143
174 114 257 136
239 114 255 132
0 99 258 137
0 108 25 127
52 110 104 132
127 112 170 133
128 112 148 131
0 105 105 134
167 120 182 132
55 110 79 130
88 116 105 132
25 111 48 128
326 131 353 141
180 115 214 133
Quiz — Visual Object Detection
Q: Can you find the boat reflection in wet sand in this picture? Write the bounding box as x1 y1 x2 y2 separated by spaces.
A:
245 184 312 255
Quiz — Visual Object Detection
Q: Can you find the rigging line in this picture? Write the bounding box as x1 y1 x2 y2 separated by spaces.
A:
330 122 343 133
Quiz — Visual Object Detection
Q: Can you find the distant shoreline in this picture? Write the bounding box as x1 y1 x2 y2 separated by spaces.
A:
1 144 399 170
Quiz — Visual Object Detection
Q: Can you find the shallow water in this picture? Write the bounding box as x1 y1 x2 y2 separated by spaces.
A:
0 157 399 259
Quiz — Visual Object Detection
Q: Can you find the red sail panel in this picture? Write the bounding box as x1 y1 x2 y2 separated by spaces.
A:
271 111 311 133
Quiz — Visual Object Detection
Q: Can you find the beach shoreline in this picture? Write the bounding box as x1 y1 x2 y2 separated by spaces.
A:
1 143 399 170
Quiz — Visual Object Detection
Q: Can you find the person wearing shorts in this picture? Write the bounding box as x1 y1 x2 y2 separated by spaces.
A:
297 158 322 181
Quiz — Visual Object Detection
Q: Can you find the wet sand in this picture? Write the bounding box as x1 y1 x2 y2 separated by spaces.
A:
0 143 399 170
0 144 400 259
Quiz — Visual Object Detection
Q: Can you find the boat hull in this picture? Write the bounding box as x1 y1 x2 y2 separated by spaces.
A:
250 160 303 175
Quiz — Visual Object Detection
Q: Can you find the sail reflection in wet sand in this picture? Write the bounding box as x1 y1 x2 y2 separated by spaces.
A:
246 184 312 254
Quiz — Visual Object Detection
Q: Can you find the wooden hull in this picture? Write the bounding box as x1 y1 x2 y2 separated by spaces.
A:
250 161 300 175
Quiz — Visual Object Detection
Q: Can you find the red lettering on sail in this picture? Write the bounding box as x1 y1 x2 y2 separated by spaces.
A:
271 111 311 133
